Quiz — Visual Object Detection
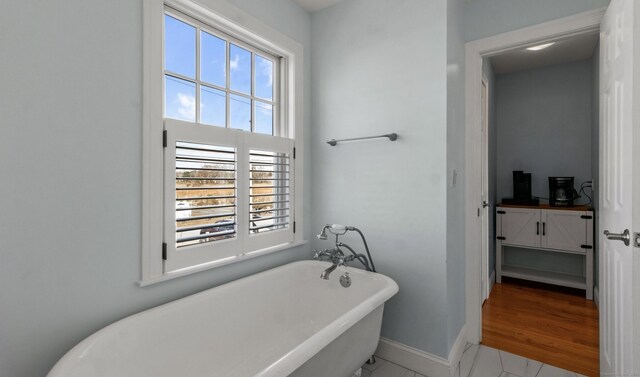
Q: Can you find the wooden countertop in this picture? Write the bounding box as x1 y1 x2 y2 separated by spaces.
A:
499 203 593 211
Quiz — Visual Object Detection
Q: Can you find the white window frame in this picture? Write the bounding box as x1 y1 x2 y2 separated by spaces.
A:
163 8 281 132
141 0 304 285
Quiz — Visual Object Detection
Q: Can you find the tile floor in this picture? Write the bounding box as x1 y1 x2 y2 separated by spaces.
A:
360 344 586 377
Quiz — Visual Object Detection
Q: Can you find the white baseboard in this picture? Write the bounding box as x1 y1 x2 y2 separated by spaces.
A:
375 326 466 377
447 325 467 377
375 338 449 377
594 285 599 307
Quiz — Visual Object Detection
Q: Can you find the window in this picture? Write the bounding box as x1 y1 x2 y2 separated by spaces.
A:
163 12 279 135
142 0 304 284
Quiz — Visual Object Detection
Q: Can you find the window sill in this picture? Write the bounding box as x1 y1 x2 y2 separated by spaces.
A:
137 240 308 287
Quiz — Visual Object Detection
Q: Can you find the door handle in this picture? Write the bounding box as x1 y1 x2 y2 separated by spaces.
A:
603 229 630 246
536 221 539 235
482 201 490 208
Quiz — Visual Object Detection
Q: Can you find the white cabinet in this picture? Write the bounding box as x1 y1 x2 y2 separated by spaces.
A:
496 205 594 300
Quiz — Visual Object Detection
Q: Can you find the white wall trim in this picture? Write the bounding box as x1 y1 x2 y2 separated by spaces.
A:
447 325 467 377
375 326 466 377
594 285 600 307
466 8 606 58
464 8 606 344
137 240 308 287
141 0 166 287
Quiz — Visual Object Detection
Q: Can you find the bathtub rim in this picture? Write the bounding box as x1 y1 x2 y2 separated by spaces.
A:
47 260 398 377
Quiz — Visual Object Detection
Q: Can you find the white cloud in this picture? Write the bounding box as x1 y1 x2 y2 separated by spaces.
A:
230 54 240 71
177 93 196 121
258 58 273 86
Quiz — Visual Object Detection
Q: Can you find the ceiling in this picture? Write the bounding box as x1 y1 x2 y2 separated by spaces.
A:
293 0 345 13
489 32 599 75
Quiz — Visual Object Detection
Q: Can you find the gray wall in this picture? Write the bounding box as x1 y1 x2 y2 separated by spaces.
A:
311 0 451 358
495 59 595 278
0 1 311 376
483 60 498 277
446 0 467 352
496 60 594 202
463 0 610 42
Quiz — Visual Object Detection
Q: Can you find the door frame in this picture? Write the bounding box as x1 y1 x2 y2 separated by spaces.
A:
480 74 490 303
464 8 606 344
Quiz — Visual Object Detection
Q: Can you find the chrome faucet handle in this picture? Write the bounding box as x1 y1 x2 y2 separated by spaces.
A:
321 248 344 266
313 249 334 261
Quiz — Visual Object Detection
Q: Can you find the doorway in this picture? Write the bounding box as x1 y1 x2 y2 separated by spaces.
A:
480 75 490 303
467 5 604 375
465 0 640 375
481 30 600 376
465 8 604 341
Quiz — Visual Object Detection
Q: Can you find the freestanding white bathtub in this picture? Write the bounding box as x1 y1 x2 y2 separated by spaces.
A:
48 260 398 377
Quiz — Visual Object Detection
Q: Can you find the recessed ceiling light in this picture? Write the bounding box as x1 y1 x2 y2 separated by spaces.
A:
526 42 556 51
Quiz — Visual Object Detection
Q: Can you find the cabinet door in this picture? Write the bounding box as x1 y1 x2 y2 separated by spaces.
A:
500 207 540 248
541 209 587 252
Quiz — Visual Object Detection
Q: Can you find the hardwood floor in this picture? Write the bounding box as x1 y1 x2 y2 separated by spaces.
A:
482 279 599 377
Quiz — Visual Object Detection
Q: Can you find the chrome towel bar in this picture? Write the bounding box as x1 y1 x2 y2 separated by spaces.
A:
326 133 398 146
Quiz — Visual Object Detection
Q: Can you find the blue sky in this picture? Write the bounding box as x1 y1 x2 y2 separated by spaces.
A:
164 14 273 134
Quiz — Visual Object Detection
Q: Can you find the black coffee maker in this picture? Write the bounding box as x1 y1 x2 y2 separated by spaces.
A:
502 171 539 205
549 177 578 207
513 171 532 200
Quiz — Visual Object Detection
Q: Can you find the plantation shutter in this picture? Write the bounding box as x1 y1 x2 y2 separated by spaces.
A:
164 120 243 272
163 120 294 273
244 133 295 252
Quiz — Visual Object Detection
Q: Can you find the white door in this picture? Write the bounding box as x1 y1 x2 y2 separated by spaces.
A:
599 0 638 374
481 76 490 302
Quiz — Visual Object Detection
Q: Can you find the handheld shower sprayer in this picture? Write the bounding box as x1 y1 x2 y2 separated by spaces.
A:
316 224 349 240
316 224 350 240
316 225 329 240
327 224 347 233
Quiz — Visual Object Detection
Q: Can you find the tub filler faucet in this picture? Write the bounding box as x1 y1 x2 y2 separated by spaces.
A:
320 263 338 280
313 224 378 279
